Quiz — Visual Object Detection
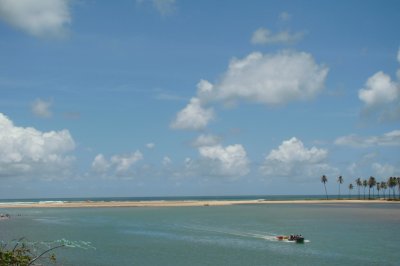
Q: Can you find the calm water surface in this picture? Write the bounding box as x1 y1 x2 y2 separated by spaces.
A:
1 203 399 265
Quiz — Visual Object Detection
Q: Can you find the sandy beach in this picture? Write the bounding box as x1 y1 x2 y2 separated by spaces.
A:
1 199 398 208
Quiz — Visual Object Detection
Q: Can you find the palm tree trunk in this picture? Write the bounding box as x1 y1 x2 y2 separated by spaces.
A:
368 187 371 200
324 183 328 200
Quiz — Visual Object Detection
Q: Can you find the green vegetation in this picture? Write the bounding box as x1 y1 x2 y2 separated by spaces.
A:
321 175 400 200
362 180 367 200
0 244 31 266
368 176 376 199
321 175 328 200
348 183 353 198
337 176 343 199
355 178 362 200
0 238 94 266
0 239 62 266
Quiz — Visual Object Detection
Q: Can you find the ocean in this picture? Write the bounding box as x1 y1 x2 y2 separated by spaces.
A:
1 198 399 265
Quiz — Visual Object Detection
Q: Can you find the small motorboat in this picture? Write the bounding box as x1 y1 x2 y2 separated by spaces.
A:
276 234 305 243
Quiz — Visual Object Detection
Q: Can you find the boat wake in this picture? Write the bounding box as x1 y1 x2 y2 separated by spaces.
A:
181 224 310 244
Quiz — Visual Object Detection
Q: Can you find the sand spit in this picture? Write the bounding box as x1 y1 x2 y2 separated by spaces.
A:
0 199 399 208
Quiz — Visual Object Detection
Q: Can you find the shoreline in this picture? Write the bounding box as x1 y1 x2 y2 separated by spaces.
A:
0 199 399 208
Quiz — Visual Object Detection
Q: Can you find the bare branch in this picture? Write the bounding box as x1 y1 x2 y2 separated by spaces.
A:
28 244 65 266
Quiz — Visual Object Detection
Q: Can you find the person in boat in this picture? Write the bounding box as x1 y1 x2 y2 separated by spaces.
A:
289 234 303 241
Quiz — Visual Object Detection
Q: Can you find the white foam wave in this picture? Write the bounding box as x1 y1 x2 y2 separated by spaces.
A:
38 201 66 204
0 201 36 205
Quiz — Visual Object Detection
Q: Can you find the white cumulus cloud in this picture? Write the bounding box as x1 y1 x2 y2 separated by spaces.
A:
198 144 250 178
172 51 328 130
212 51 328 105
372 163 399 178
358 48 400 122
196 79 214 102
91 154 110 173
192 134 221 147
0 0 71 38
266 137 327 163
91 151 143 176
146 143 155 149
170 97 214 130
335 130 400 148
31 98 52 118
260 137 335 180
0 113 75 178
251 27 304 45
162 156 172 166
111 152 143 173
358 71 399 107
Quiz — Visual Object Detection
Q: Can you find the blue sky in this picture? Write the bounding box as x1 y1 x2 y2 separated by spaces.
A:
0 0 399 198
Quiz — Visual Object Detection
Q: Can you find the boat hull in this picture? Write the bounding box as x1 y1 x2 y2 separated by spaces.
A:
276 235 304 244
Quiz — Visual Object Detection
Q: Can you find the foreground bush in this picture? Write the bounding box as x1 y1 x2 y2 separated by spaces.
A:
0 239 61 266
1 238 95 265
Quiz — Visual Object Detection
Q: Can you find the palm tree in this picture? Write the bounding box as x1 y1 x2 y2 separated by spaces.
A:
321 175 328 200
381 182 387 199
368 176 376 200
356 178 362 200
397 177 400 200
396 177 400 199
337 176 343 199
388 177 397 199
362 180 367 200
348 183 354 199
376 182 381 199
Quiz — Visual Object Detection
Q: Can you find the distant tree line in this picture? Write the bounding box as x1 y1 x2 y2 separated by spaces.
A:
320 175 400 200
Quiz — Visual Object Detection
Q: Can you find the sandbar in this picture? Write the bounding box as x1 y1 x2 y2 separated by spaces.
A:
0 199 398 208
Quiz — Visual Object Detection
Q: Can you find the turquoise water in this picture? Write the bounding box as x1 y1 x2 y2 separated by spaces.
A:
1 203 399 265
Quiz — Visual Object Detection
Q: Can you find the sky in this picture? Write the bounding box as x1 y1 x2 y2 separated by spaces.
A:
0 0 399 199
